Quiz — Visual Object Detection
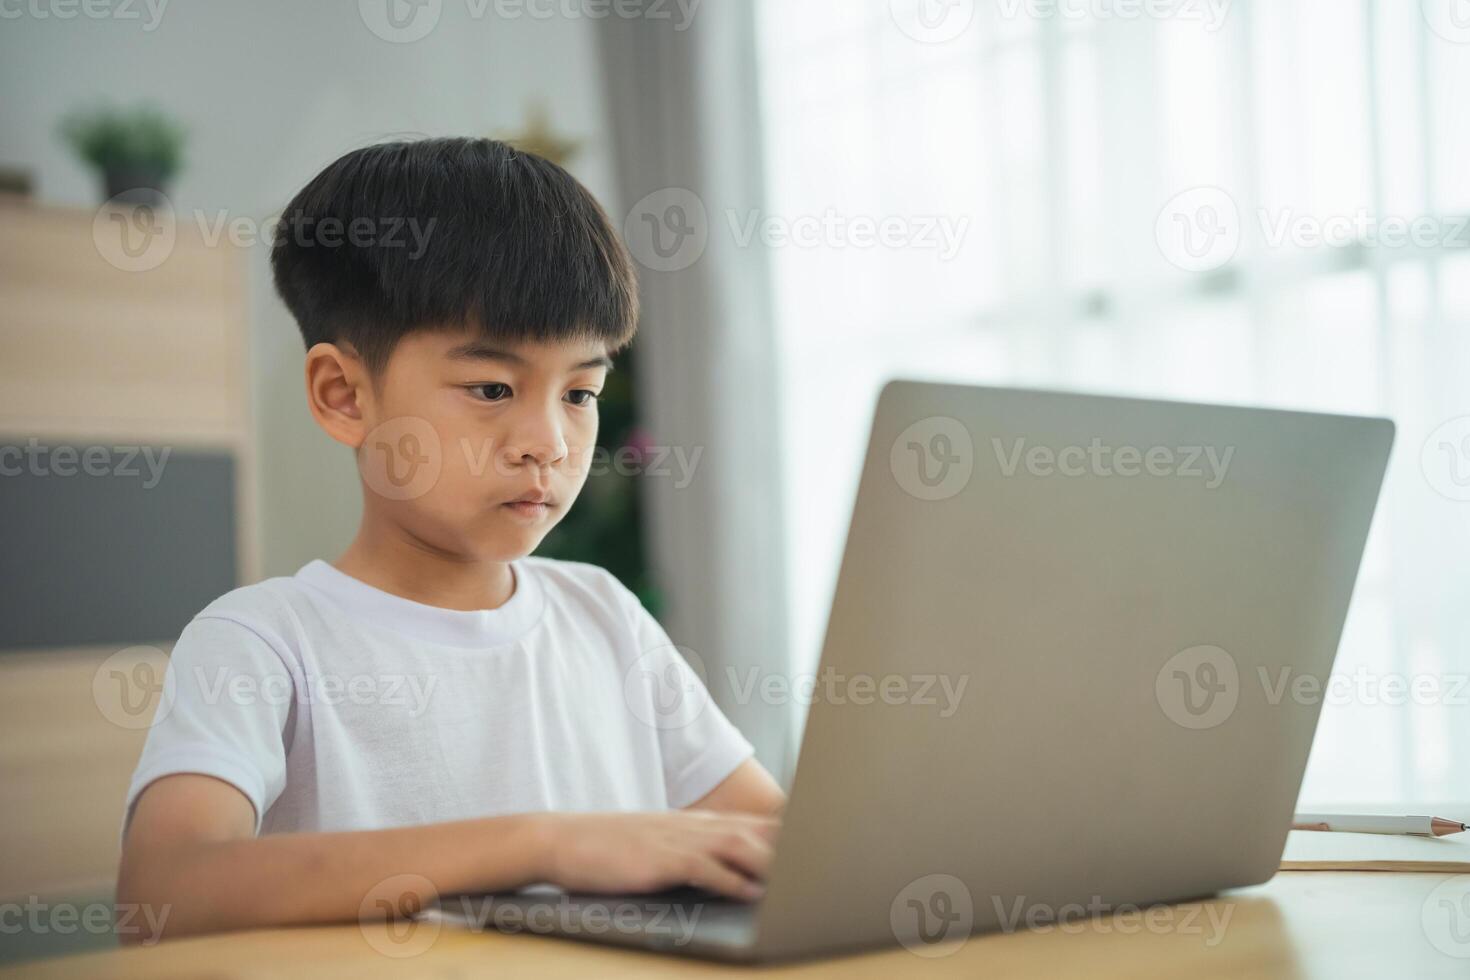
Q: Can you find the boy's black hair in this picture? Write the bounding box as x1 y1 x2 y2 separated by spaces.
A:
271 137 639 375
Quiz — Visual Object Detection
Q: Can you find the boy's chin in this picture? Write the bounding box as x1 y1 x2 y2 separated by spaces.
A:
472 509 560 560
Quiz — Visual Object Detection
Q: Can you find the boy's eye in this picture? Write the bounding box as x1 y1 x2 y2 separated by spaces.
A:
470 382 511 401
566 389 599 407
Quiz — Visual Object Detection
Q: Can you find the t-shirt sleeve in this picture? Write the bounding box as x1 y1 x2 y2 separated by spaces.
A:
614 583 756 809
124 614 295 836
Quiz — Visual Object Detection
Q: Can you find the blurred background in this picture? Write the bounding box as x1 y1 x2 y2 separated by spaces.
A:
1 0 1468 963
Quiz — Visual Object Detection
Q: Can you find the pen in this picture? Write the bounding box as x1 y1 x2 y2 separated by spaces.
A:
1291 813 1469 837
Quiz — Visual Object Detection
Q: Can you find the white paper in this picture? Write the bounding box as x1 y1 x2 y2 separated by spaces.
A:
1281 830 1470 871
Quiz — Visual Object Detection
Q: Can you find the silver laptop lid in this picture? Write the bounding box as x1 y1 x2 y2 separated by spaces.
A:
754 381 1393 960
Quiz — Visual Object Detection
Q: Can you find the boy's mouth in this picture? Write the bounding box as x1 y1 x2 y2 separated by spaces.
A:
502 490 554 519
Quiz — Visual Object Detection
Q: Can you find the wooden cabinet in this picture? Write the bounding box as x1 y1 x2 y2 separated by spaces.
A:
0 199 254 899
0 199 257 583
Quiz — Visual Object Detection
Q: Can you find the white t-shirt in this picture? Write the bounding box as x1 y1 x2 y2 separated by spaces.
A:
125 557 753 835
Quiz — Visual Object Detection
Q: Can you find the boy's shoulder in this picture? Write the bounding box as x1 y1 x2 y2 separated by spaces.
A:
186 572 315 643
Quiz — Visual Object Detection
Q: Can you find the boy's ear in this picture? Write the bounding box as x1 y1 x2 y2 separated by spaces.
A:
304 342 371 449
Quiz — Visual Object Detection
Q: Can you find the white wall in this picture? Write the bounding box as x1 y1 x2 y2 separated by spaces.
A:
0 0 616 577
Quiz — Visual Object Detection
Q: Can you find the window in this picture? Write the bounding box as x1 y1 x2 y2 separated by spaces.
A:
756 0 1470 804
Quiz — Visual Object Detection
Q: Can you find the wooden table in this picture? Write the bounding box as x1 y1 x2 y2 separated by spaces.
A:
6 872 1468 978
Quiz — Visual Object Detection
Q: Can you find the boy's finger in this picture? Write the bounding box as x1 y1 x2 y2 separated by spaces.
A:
735 816 780 843
710 831 773 880
682 810 780 844
687 855 763 903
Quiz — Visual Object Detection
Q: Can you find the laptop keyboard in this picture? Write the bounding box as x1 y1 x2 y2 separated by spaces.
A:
437 886 757 950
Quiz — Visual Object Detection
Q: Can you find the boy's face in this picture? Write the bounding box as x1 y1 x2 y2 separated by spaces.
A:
354 329 610 562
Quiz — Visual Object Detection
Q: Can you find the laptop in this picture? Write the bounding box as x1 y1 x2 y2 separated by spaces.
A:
430 380 1395 962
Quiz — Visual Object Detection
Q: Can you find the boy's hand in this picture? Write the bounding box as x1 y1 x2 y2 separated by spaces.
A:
539 810 779 901
119 776 782 939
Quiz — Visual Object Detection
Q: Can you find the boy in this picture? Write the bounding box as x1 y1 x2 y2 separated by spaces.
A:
117 137 784 939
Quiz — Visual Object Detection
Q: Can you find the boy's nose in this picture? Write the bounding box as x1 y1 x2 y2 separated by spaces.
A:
501 414 568 469
508 441 565 468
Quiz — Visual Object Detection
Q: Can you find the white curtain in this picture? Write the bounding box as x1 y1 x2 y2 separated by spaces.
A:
755 0 1470 805
597 2 794 778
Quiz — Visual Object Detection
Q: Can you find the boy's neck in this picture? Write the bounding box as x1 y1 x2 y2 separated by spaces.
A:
331 520 516 613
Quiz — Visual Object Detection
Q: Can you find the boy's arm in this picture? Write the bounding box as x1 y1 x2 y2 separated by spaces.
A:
119 773 777 941
685 758 786 816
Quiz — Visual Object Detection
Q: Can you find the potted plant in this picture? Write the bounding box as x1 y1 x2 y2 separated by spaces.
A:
59 103 186 206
